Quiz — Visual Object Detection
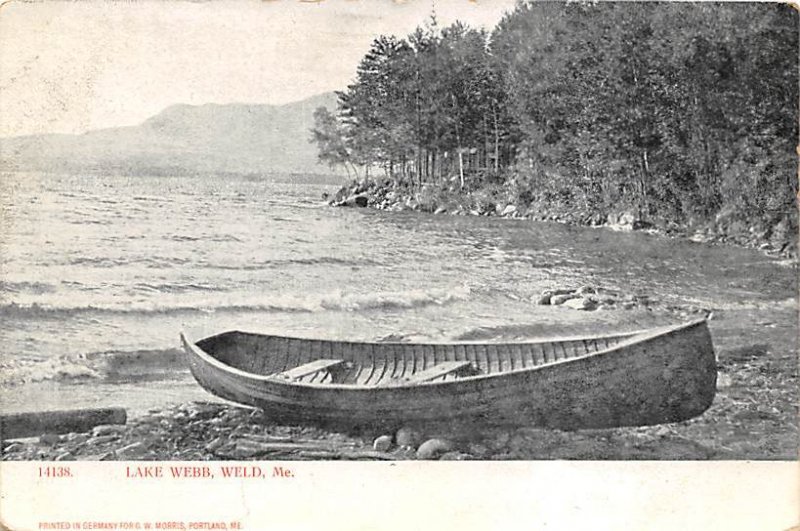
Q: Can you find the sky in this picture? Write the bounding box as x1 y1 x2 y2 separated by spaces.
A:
0 0 517 138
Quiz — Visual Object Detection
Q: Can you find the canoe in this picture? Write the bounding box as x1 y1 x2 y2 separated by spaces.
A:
180 319 716 430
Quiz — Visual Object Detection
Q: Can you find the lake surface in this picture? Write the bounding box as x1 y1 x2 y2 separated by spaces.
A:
1 171 796 414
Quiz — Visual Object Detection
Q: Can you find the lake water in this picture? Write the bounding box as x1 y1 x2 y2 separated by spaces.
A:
1 171 796 414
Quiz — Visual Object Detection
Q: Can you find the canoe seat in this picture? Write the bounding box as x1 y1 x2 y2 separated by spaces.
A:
401 361 477 384
271 359 345 381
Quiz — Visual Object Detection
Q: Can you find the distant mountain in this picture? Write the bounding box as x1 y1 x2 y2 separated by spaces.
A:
0 92 340 177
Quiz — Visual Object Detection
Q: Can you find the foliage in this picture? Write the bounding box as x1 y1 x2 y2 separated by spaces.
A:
312 2 798 236
309 107 356 178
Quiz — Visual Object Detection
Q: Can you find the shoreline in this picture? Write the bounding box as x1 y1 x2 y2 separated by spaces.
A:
328 178 798 261
2 301 796 461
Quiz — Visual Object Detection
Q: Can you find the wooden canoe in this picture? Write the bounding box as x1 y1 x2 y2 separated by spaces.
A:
180 319 716 430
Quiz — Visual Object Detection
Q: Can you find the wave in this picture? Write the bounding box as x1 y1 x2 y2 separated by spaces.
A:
275 256 380 267
0 280 56 294
193 256 382 270
65 256 130 267
319 287 470 312
49 254 376 270
169 234 244 243
131 281 222 294
64 218 112 226
0 348 187 387
0 286 470 319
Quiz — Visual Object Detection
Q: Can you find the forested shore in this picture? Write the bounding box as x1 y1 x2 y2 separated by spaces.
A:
313 2 798 256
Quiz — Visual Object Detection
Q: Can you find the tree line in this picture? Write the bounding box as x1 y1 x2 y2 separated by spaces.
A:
312 2 797 230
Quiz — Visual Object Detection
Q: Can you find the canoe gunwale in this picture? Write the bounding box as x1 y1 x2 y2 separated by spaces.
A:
180 318 709 392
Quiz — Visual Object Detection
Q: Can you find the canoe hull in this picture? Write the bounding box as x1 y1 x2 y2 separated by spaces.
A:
181 320 716 430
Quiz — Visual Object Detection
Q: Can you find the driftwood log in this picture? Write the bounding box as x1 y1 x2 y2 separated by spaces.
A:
0 408 127 440
215 437 397 460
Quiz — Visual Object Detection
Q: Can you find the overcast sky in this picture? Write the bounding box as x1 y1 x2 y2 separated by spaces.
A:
0 0 516 138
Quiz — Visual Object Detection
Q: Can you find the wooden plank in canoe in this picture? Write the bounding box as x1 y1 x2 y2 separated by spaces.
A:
271 359 345 381
401 361 475 384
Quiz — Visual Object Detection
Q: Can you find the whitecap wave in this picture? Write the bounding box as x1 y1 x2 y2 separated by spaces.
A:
0 286 471 318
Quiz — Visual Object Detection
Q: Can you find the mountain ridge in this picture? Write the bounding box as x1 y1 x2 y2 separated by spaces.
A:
0 92 339 177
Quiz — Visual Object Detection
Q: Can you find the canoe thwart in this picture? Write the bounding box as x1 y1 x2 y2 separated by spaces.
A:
400 361 477 384
270 359 346 381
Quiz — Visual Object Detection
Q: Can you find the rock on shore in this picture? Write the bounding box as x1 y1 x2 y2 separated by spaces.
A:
327 178 797 260
536 285 709 319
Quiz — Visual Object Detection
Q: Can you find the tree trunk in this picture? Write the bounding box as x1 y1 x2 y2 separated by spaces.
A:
419 150 423 183
639 150 649 217
492 104 500 174
458 149 465 189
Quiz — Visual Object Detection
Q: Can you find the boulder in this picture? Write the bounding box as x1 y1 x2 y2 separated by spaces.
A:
92 424 126 437
501 205 518 217
38 433 62 446
563 297 598 311
439 451 472 461
342 194 369 208
537 293 552 305
66 433 89 445
548 288 577 296
204 437 226 453
86 434 120 446
330 187 349 204
770 217 792 247
116 442 147 459
184 403 223 421
395 427 422 448
689 231 711 243
372 435 393 452
607 211 639 231
488 431 511 451
466 443 490 459
416 438 454 459
551 293 579 305
3 442 23 453
618 212 636 226
588 212 605 226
